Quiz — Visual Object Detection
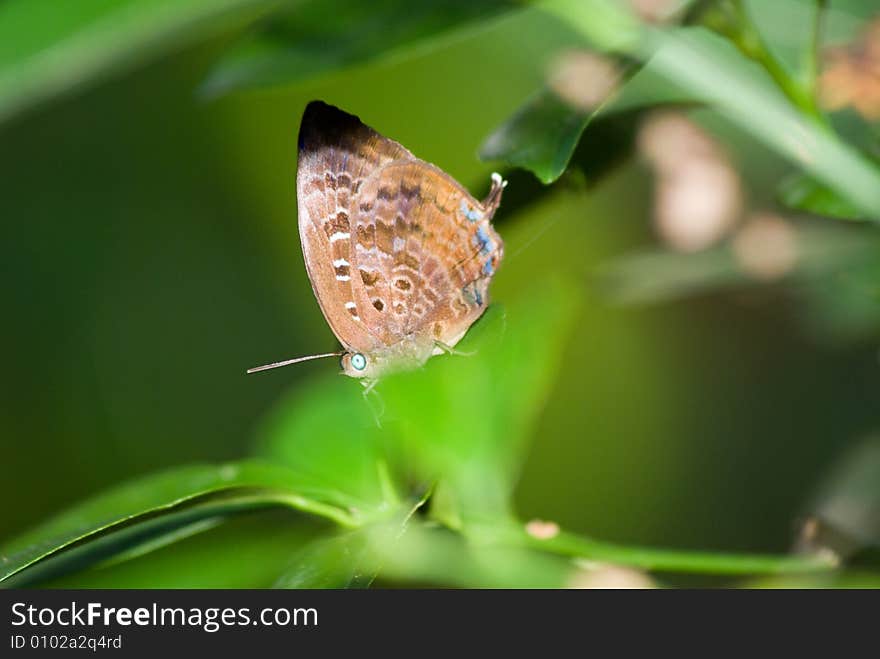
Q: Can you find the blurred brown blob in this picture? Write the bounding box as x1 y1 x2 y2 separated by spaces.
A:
629 0 683 23
525 519 560 540
547 50 622 112
793 517 843 568
638 112 743 252
819 18 880 120
568 564 655 589
731 213 799 281
794 436 880 563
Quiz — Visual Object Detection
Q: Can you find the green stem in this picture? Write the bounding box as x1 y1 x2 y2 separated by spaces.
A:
500 523 838 576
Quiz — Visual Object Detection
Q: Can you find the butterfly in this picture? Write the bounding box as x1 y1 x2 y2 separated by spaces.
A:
249 101 505 383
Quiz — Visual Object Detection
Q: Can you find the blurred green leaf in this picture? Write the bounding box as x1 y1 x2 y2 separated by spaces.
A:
201 0 517 97
274 488 430 588
479 67 700 184
600 221 878 306
634 27 880 219
599 245 744 306
275 530 377 588
479 6 704 185
514 0 880 218
799 436 880 559
799 256 880 341
378 277 580 521
0 0 278 125
0 460 356 586
259 277 580 523
779 174 867 220
41 511 328 589
255 376 400 516
477 0 644 187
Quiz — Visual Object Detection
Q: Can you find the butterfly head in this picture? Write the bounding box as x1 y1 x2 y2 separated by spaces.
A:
339 336 436 379
340 351 377 379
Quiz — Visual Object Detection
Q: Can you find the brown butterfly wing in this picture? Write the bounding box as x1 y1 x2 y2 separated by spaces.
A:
296 101 414 353
350 161 503 350
297 100 504 362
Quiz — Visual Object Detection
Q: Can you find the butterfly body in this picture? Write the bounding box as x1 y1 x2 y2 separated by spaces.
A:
289 101 505 381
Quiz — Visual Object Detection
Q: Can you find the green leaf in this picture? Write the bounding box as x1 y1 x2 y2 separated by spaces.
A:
274 490 430 588
40 510 329 588
201 0 517 97
643 26 880 218
599 245 745 306
378 277 580 521
0 0 278 125
800 255 880 342
479 64 698 184
274 530 377 588
258 276 580 524
476 0 647 184
479 87 600 185
0 460 356 586
802 436 880 558
255 376 400 516
779 174 868 220
498 1 880 217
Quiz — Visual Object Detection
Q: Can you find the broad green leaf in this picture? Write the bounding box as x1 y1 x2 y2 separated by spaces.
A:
42 510 328 588
779 174 867 221
643 26 880 218
503 1 880 218
258 277 579 524
0 460 355 585
479 64 698 184
377 277 580 521
801 436 880 558
800 255 880 342
479 86 603 185
274 487 430 588
274 530 377 588
476 0 652 183
201 0 517 97
255 376 400 516
0 0 278 125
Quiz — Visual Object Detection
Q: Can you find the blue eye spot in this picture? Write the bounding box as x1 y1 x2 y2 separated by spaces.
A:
351 353 367 371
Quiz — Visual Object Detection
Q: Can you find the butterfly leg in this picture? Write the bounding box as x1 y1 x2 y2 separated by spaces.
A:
433 340 475 357
360 379 385 427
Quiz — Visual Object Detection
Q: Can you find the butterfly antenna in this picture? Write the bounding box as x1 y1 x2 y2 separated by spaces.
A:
247 351 344 374
483 172 508 216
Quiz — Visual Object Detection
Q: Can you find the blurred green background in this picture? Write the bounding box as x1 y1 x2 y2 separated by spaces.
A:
2 0 880 586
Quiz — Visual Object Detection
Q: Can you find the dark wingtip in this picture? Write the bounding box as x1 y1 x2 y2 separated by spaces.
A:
298 100 365 153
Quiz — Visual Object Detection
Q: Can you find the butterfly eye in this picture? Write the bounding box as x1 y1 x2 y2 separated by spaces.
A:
350 353 367 371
